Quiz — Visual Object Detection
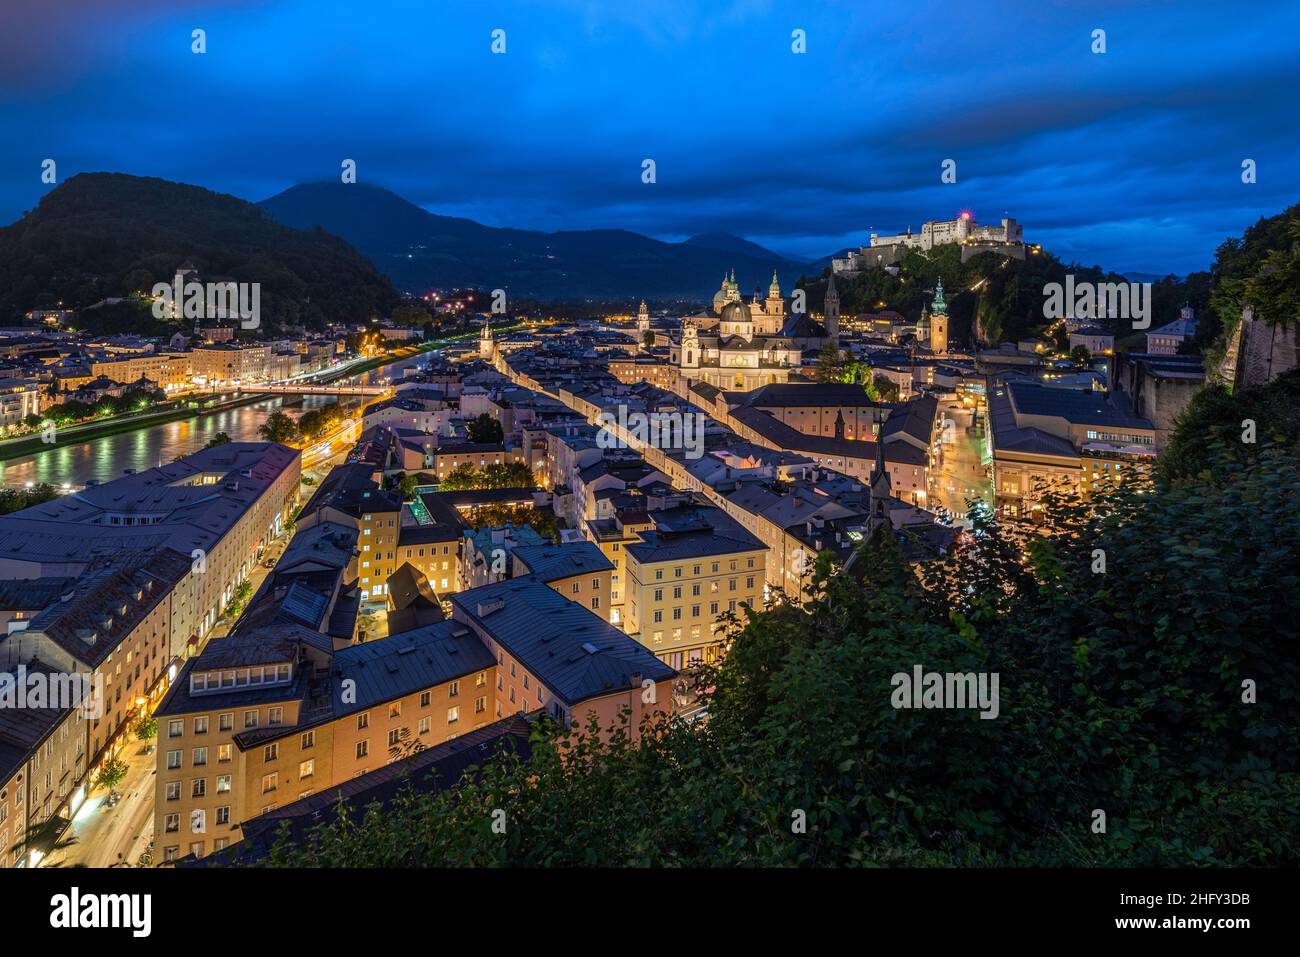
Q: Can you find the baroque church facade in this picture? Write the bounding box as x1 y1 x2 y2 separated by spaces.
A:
668 270 838 391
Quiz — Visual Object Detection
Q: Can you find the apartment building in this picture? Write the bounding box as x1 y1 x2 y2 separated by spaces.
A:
585 509 654 629
622 505 766 669
448 576 675 738
297 464 401 602
988 380 1156 521
511 542 613 621
152 620 495 863
89 351 192 393
0 442 300 659
0 662 93 868
191 343 272 387
0 378 48 427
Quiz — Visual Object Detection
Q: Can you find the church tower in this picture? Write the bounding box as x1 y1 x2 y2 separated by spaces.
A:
930 279 949 354
868 437 892 539
824 272 840 346
480 321 494 360
637 300 649 342
680 317 700 369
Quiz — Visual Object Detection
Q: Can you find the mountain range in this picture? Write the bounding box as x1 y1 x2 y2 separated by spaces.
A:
259 182 818 300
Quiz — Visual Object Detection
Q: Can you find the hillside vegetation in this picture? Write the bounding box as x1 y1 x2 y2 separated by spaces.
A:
0 173 400 331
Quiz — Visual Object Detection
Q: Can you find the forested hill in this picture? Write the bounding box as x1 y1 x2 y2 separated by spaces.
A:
0 173 400 331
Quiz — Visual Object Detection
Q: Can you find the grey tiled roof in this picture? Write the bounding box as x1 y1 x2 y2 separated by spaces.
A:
511 542 614 582
329 622 495 716
449 576 675 706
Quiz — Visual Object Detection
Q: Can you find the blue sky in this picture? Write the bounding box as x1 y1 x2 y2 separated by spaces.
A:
1 0 1297 274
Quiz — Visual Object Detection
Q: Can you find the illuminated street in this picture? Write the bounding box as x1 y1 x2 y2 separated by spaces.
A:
49 740 157 869
931 397 992 526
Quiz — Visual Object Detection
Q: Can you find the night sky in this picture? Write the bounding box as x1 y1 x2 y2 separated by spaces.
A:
1 0 1297 275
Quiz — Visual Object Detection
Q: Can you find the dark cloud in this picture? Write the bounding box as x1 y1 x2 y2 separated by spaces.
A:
1 0 1296 275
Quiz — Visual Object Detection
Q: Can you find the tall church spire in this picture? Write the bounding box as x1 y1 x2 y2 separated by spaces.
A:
868 437 892 538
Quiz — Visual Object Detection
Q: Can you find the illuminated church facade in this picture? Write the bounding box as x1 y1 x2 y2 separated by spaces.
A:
668 270 835 391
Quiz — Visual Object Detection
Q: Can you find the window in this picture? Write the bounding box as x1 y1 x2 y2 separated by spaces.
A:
217 775 231 793
357 713 369 730
388 729 401 747
299 760 314 779
420 691 432 707
167 750 182 770
356 740 369 759
476 671 487 688
269 707 283 726
168 719 183 738
448 681 459 698
216 806 230 826
243 710 258 729
164 813 180 833
475 696 487 714
448 707 460 724
418 716 430 735
388 702 401 719
193 716 208 735
591 596 600 609
300 731 315 750
218 744 232 763
261 773 278 794
165 782 180 801
192 747 207 767
571 582 580 595
191 779 206 799
219 713 233 732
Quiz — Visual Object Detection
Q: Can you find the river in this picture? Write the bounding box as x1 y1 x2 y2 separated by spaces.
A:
0 351 437 488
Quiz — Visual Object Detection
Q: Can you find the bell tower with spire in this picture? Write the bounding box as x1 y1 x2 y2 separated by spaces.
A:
868 437 892 539
930 279 949 354
637 300 649 343
824 272 840 346
480 321 494 360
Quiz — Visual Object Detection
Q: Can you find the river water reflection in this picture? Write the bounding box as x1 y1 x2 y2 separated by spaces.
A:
0 352 435 487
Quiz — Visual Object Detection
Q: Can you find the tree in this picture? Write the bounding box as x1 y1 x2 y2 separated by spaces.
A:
134 715 157 743
398 474 419 499
222 580 253 621
257 411 299 445
204 431 232 449
391 304 431 327
93 757 129 798
1069 344 1091 368
437 461 534 491
466 412 504 445
642 330 655 348
874 376 901 402
814 341 846 383
438 463 482 491
482 462 534 489
0 484 60 516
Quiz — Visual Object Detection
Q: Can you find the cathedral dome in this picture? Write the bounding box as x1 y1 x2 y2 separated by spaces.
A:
720 300 752 324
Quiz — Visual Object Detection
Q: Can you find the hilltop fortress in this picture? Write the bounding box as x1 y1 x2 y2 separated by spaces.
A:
833 213 1026 274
